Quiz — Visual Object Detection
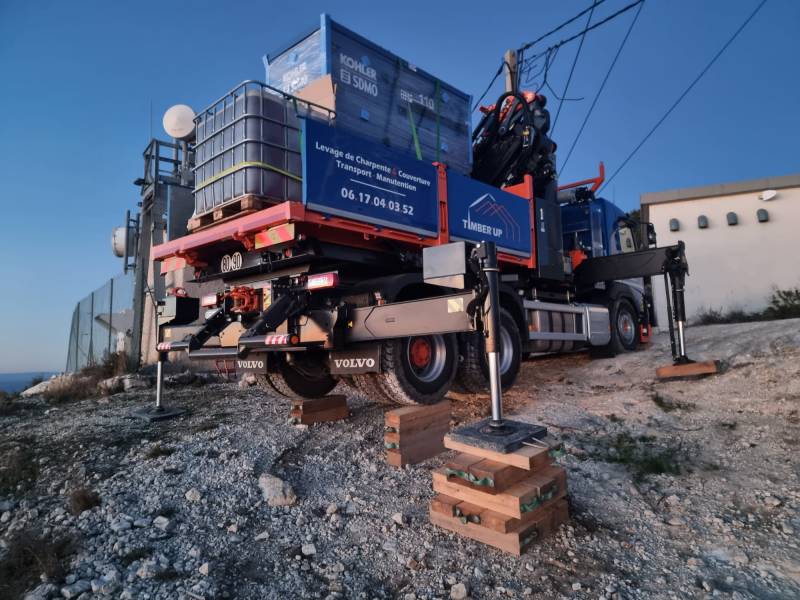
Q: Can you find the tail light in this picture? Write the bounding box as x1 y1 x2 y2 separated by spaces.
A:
306 272 339 291
201 293 220 308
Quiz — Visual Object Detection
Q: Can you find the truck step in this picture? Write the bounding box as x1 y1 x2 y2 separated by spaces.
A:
188 195 274 233
384 402 450 467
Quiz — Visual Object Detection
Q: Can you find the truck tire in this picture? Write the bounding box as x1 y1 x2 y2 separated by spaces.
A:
453 309 522 393
350 374 395 405
374 334 458 405
256 353 337 399
590 298 639 358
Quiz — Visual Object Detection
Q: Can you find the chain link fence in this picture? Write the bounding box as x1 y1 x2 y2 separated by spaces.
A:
65 272 134 372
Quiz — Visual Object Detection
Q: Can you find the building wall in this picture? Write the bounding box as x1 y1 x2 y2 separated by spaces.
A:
647 186 800 326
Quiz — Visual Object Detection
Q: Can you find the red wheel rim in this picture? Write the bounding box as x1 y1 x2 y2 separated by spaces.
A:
409 337 432 368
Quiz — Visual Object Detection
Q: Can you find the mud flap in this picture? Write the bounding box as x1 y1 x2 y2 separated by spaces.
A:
328 344 382 375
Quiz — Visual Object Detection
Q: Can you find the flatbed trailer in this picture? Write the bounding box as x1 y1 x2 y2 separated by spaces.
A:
150 84 695 405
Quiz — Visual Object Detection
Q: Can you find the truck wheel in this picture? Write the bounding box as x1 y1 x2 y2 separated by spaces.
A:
375 334 458 405
350 374 395 405
256 353 337 399
590 298 639 358
454 309 522 393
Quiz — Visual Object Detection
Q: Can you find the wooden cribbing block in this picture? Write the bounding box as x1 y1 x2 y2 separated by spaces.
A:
384 402 450 467
432 466 567 519
290 395 349 425
385 401 450 426
443 435 552 471
656 360 719 380
430 500 556 556
444 455 532 495
550 498 570 530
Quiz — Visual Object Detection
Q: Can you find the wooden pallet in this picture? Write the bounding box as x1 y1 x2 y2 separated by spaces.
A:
290 395 349 425
385 401 450 467
430 434 570 555
188 195 274 232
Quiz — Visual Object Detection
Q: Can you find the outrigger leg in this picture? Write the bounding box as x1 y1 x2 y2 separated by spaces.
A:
656 252 719 380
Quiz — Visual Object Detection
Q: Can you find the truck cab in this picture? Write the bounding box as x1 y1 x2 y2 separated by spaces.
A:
562 194 651 355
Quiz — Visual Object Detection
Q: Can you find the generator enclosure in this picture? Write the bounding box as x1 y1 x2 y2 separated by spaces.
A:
265 14 473 175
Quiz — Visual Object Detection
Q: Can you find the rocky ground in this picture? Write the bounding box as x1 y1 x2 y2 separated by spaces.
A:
1 320 799 600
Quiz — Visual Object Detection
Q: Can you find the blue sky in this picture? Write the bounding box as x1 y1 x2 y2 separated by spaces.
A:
0 0 797 372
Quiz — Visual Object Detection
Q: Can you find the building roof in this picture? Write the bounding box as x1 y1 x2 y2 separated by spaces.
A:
640 173 800 206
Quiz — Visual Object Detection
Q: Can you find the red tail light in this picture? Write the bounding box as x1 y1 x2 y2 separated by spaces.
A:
306 272 339 291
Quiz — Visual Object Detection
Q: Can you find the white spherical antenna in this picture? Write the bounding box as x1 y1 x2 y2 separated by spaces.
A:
111 226 128 258
163 104 196 140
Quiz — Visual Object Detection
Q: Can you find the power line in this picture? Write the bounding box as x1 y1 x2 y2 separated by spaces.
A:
599 0 768 192
518 0 610 53
552 0 598 135
560 0 645 172
521 0 644 67
471 60 507 112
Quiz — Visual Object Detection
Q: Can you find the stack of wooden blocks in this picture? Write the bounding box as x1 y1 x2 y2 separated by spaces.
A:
290 395 349 425
384 401 450 467
429 433 568 555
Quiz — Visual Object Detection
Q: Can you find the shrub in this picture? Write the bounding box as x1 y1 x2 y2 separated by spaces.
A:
0 528 75 600
0 443 38 495
80 351 131 380
764 287 800 320
695 287 800 325
67 487 102 515
40 376 98 403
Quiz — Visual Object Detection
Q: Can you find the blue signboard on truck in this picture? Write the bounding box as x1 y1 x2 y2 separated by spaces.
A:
447 172 533 257
303 118 439 236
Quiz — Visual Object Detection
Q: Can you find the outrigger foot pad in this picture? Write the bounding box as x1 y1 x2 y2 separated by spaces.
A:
656 359 719 381
449 419 547 454
131 405 187 422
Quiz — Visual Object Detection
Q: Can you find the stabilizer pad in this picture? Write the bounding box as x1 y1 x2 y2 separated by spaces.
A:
656 360 719 380
449 419 547 453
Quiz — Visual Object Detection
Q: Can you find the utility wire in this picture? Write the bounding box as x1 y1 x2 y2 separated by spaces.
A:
599 0 768 192
552 0 598 135
560 0 645 172
472 60 508 112
521 0 644 67
518 0 610 53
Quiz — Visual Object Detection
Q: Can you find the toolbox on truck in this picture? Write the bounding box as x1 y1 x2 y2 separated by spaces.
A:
265 14 473 175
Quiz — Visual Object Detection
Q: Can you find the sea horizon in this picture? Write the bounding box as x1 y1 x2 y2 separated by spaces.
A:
0 371 59 394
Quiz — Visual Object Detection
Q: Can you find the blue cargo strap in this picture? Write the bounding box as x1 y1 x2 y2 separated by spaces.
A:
195 161 302 191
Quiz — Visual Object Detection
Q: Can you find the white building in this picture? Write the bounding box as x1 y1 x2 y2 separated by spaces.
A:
640 174 800 326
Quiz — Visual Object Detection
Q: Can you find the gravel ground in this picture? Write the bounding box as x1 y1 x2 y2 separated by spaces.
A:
1 320 798 600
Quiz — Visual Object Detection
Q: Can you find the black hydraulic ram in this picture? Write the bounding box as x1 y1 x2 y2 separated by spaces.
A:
574 242 693 365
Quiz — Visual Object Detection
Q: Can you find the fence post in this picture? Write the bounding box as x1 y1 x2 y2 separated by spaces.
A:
108 277 114 358
74 305 81 371
88 291 95 366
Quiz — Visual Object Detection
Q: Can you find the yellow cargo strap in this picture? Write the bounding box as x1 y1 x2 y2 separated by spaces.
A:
195 160 302 191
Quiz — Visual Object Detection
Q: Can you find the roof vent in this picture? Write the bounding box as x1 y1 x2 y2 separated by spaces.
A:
669 218 680 232
698 215 709 229
757 208 769 223
726 212 738 226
